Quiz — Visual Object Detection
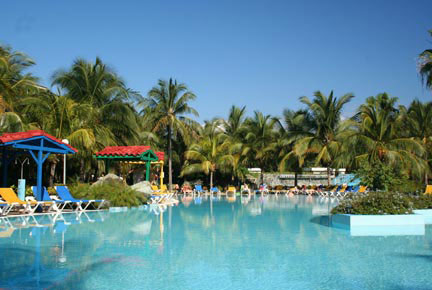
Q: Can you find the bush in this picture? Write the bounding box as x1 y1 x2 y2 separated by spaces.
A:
355 161 403 191
331 191 414 215
394 180 424 194
410 194 432 209
68 180 148 207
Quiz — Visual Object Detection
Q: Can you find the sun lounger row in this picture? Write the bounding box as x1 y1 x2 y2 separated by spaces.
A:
0 186 105 216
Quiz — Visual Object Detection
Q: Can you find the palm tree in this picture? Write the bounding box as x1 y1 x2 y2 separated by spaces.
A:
144 78 199 190
52 58 140 180
242 111 278 183
351 93 426 179
0 45 40 113
224 105 247 140
419 30 432 92
278 109 315 186
222 105 249 183
293 91 354 185
182 119 233 189
404 100 432 184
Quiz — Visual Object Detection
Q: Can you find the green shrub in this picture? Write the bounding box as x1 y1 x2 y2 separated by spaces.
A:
68 180 147 207
410 194 432 209
355 161 403 191
331 191 414 215
393 180 424 194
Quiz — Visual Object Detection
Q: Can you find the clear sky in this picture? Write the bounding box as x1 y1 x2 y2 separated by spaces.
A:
1 0 432 121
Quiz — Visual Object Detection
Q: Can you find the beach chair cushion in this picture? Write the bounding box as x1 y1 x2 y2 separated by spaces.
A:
56 186 103 203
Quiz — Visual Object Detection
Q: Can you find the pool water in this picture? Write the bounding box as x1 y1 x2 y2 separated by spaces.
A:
0 195 431 289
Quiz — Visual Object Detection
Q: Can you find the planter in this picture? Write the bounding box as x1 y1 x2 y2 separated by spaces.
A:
413 209 432 224
331 214 425 236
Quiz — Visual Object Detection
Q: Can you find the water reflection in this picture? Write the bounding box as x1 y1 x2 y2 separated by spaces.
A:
0 197 430 290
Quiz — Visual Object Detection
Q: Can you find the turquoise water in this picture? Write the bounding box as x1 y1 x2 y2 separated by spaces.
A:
0 195 431 289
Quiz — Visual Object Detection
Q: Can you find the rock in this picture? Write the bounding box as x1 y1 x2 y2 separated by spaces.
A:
131 181 153 195
92 173 123 187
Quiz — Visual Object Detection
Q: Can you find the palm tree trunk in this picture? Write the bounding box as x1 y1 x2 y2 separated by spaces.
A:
426 172 429 186
49 160 57 187
327 167 331 186
294 172 298 187
79 158 85 182
210 171 213 190
168 125 173 191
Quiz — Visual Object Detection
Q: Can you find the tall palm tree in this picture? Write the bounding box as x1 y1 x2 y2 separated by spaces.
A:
182 119 233 189
224 105 247 140
144 78 199 190
52 58 140 180
222 106 249 183
351 93 426 178
293 91 354 185
52 57 132 106
419 30 432 92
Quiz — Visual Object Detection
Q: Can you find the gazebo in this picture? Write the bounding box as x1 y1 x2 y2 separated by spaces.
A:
0 130 77 200
94 146 165 185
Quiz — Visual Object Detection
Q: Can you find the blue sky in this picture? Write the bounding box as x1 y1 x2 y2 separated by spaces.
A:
1 0 432 121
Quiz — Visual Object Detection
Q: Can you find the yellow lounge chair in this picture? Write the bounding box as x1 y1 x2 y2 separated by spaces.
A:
424 185 432 195
358 185 368 194
324 186 338 197
0 188 54 215
226 186 236 197
336 185 348 197
0 201 10 216
160 184 168 193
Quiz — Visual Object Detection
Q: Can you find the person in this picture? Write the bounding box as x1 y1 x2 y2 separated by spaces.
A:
259 183 268 194
241 183 250 194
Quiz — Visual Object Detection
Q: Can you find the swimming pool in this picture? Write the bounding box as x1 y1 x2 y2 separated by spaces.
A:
0 195 431 289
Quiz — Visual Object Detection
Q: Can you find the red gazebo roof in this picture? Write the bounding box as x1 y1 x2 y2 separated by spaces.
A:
0 130 77 152
95 146 164 161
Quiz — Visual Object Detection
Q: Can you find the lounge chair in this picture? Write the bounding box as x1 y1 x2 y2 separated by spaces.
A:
226 186 236 197
55 186 106 211
257 185 269 195
241 185 251 196
335 185 348 198
150 192 175 204
181 184 193 195
194 184 205 196
323 186 339 197
424 185 432 195
31 186 74 212
358 185 368 195
210 187 220 194
273 185 284 194
0 188 55 214
160 184 169 193
0 202 10 216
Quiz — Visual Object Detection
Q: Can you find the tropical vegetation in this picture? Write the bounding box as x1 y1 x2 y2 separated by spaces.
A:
331 191 432 215
1 30 432 194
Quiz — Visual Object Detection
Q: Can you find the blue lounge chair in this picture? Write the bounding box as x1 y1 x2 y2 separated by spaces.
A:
194 184 205 196
32 186 74 212
55 186 105 211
